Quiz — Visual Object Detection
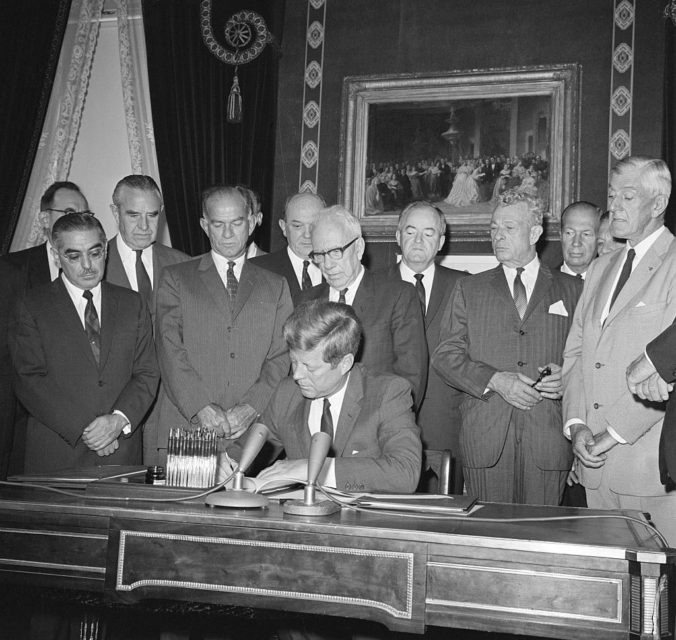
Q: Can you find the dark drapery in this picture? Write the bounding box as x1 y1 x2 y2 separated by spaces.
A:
664 10 676 231
142 0 285 256
0 0 71 254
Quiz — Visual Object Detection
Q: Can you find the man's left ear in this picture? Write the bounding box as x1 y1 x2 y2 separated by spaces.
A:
530 224 544 245
340 353 355 375
355 237 366 260
653 194 669 218
247 214 256 237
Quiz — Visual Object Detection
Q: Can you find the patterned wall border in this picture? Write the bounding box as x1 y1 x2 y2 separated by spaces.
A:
298 0 327 194
608 0 635 177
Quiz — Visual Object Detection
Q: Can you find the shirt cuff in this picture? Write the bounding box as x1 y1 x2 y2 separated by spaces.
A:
563 418 584 440
112 409 132 436
606 426 627 444
644 348 655 370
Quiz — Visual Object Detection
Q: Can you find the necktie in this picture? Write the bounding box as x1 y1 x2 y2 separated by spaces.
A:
226 261 238 302
302 260 312 290
512 267 527 319
338 288 348 304
320 398 334 456
82 290 100 364
609 248 636 311
576 273 583 280
135 249 152 304
414 273 426 315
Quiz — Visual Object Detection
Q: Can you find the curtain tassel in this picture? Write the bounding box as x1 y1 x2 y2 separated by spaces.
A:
227 69 243 123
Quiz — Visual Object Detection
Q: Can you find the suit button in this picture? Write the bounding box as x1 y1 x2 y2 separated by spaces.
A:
98 381 104 387
517 361 525 367
595 362 602 369
519 330 526 336
593 402 599 409
230 353 236 359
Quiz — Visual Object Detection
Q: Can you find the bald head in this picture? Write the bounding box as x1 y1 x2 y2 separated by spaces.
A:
560 201 602 275
279 192 326 259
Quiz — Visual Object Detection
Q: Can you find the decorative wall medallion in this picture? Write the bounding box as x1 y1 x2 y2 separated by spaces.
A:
614 0 634 30
612 43 633 73
303 101 320 128
610 129 631 160
305 61 322 89
302 141 319 168
307 21 325 48
611 86 631 116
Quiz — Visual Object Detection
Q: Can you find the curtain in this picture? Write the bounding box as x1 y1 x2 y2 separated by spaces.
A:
142 0 285 256
10 0 104 252
0 0 71 254
664 9 676 231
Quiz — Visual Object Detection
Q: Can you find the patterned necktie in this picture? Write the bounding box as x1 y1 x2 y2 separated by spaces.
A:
512 267 527 319
82 290 100 364
320 398 334 456
135 249 152 304
302 260 312 290
414 273 426 315
609 248 636 311
226 261 238 302
338 288 348 304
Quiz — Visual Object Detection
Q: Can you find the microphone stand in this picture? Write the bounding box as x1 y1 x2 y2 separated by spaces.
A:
205 423 270 508
283 432 341 516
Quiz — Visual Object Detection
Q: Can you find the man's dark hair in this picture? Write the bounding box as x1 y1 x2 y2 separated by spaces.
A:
283 300 362 367
112 174 162 207
40 181 85 211
51 212 106 247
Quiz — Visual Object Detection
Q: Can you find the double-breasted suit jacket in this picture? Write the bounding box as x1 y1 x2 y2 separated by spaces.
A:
563 228 676 495
300 269 428 410
433 263 582 472
9 279 159 473
256 364 422 493
154 253 293 452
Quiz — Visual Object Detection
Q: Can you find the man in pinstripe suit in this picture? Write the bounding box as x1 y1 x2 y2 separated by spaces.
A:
153 186 293 464
432 190 582 505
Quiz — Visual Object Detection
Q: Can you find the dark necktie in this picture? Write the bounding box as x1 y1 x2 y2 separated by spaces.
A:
512 267 527 319
226 261 238 303
83 290 100 364
320 398 334 456
609 248 636 311
302 260 312 290
338 288 348 304
135 249 152 304
414 273 426 315
576 273 583 280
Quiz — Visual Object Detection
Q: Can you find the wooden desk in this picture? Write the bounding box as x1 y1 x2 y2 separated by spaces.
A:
0 485 672 639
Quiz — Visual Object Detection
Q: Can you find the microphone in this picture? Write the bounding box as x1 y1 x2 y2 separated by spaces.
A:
205 423 270 508
283 431 341 516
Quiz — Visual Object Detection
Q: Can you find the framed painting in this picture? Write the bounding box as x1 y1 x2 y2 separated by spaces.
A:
339 65 580 244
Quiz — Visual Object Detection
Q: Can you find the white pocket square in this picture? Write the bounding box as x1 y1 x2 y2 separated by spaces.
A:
548 300 568 317
351 450 359 455
635 301 646 307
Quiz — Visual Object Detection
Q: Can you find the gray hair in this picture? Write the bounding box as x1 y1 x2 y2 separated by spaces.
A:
397 201 446 234
611 156 672 200
314 205 362 238
495 188 544 226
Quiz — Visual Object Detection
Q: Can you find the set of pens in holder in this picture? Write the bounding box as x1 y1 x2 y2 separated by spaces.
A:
166 428 218 487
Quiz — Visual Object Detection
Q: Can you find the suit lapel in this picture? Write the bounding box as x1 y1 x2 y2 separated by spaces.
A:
593 249 624 325
425 268 446 328
351 270 372 317
106 238 132 289
333 367 364 456
521 264 553 323
99 283 116 371
198 253 231 318
231 262 255 320
489 266 519 318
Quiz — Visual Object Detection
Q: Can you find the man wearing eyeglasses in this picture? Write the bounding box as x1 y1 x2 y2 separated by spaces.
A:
9 213 159 473
300 205 427 410
0 181 90 477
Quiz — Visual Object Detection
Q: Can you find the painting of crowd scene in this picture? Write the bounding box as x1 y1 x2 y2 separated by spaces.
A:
364 95 552 222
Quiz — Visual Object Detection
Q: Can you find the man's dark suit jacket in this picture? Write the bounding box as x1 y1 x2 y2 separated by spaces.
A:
250 248 305 306
300 269 428 410
432 263 582 474
105 236 190 319
234 364 422 493
9 279 160 473
388 263 467 452
646 324 676 486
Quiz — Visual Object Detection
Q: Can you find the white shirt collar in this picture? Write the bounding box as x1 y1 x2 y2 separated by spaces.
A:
287 246 322 288
61 274 102 328
627 225 667 265
560 262 585 279
501 255 540 300
211 250 246 283
116 235 154 290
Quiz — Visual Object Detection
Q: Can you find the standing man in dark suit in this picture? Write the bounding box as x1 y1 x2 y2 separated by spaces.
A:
226 300 422 493
105 174 189 318
250 192 326 305
300 205 428 410
1 181 90 476
391 201 466 482
154 186 293 464
9 213 159 473
433 189 582 505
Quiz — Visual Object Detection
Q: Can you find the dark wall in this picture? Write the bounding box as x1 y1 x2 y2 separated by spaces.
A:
272 0 667 265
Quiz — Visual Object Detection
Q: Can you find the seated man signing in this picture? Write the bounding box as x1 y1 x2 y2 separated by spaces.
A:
227 300 422 494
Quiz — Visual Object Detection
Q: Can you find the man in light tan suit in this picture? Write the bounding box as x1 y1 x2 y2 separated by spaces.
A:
153 186 292 464
563 156 676 544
